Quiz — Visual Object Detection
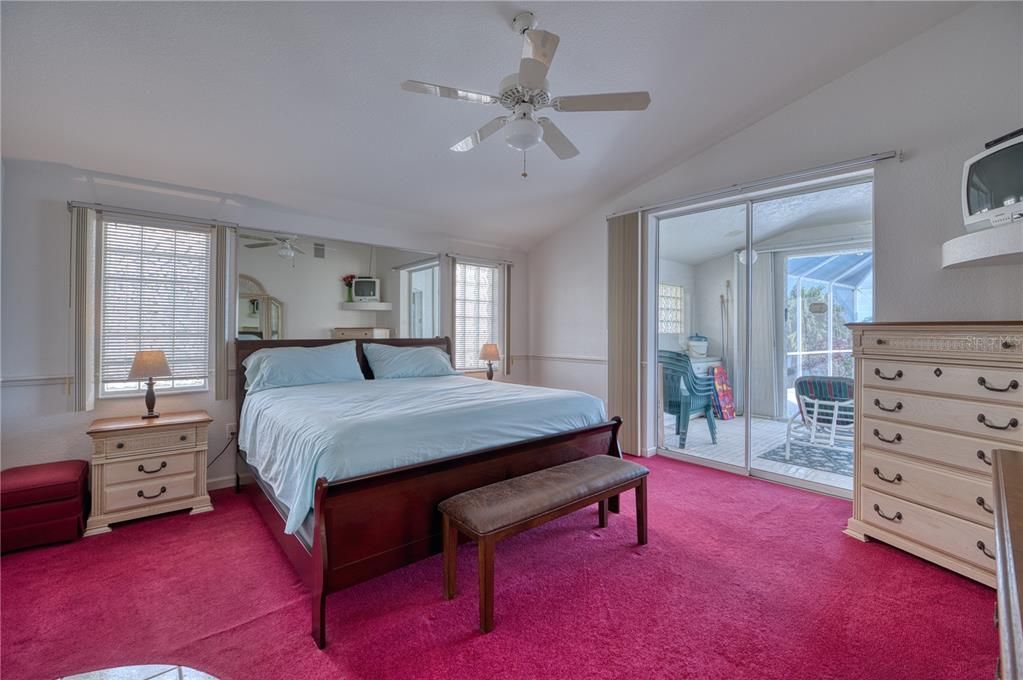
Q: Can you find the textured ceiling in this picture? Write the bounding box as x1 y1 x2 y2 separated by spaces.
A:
2 2 964 249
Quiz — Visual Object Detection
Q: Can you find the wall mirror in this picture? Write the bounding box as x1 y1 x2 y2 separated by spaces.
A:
236 231 440 340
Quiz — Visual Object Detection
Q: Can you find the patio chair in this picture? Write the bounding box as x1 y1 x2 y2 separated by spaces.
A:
785 376 855 460
658 350 718 447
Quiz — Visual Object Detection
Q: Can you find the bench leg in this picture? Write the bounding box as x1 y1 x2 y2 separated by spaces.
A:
636 477 648 546
478 537 495 633
443 514 457 600
598 499 608 528
608 494 620 514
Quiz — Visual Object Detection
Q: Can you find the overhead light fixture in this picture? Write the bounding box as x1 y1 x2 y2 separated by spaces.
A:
277 242 295 259
738 248 758 265
504 104 543 151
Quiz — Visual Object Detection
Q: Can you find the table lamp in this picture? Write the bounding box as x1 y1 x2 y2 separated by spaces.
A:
128 350 171 419
479 343 501 381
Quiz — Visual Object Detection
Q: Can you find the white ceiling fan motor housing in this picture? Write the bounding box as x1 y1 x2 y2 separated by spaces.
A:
498 73 550 109
511 11 537 35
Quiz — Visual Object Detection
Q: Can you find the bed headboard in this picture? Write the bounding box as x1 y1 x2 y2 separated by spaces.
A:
234 336 454 419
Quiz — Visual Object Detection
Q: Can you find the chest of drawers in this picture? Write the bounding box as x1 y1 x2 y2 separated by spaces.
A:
844 322 1023 587
84 410 213 535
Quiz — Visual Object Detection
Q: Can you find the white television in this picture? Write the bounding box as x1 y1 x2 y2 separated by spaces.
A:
352 277 380 302
962 130 1023 233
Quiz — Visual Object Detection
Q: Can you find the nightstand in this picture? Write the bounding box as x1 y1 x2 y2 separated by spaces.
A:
84 410 213 536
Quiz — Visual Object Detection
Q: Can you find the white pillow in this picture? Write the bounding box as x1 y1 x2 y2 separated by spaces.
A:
363 343 457 379
243 342 364 393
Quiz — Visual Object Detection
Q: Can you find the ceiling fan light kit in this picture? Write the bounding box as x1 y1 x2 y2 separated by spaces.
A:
400 10 651 171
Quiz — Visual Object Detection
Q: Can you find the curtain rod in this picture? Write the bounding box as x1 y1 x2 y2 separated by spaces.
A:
68 201 239 229
607 150 899 219
445 252 515 266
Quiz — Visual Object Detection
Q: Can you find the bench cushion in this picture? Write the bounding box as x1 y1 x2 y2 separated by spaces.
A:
1 460 89 510
439 455 648 535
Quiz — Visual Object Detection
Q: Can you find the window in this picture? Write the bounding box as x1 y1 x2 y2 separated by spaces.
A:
658 284 684 335
454 261 499 370
99 219 212 396
400 261 440 338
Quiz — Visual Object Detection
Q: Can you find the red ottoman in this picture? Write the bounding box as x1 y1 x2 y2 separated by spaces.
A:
1 460 89 553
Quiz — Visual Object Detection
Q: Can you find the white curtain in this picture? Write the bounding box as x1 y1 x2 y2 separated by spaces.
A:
737 251 783 419
69 206 97 412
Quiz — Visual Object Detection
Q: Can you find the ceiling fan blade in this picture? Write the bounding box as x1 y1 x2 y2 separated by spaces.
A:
551 91 651 112
245 242 277 249
240 234 273 242
400 80 499 105
518 30 559 91
292 246 306 255
450 116 508 152
537 118 579 160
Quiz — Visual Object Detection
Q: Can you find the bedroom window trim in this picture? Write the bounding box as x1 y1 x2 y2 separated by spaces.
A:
95 214 217 399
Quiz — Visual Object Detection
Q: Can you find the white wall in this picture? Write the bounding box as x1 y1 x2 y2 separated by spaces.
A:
0 159 530 485
693 253 736 363
528 3 1023 406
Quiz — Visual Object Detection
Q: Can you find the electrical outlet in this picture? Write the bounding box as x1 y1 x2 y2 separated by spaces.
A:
226 423 237 437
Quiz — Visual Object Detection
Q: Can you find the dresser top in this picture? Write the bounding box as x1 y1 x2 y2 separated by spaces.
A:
88 410 212 435
848 321 1023 328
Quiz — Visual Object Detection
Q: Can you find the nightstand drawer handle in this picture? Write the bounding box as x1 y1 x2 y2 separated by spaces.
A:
977 496 994 514
138 461 168 475
180 435 188 441
977 450 993 466
977 376 1019 393
873 398 903 413
116 442 125 449
977 540 995 560
978 414 1019 431
874 368 902 381
137 486 167 500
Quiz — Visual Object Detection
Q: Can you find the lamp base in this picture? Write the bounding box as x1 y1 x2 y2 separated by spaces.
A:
141 412 160 420
486 362 494 381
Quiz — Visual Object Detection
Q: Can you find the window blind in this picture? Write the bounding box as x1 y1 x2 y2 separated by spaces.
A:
99 220 212 395
454 261 499 370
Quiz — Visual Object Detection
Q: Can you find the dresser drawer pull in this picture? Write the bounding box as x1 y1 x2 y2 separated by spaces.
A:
872 428 902 444
874 368 903 381
137 486 167 500
977 414 1019 431
873 398 903 413
977 496 994 514
933 368 943 377
180 434 188 441
872 467 902 484
875 338 887 345
1003 341 1017 350
977 540 995 560
137 461 168 475
977 376 1019 393
116 442 125 449
872 503 902 522
977 450 993 466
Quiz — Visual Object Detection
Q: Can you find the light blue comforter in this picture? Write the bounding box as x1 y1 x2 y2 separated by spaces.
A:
238 376 607 533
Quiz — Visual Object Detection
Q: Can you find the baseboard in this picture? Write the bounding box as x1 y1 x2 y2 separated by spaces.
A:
207 473 252 491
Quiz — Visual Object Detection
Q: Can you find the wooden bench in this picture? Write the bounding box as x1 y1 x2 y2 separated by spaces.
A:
438 455 649 633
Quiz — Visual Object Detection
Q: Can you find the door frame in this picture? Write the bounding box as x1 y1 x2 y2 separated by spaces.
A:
645 171 875 499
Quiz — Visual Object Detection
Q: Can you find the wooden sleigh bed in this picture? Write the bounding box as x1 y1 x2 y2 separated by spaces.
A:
234 337 623 648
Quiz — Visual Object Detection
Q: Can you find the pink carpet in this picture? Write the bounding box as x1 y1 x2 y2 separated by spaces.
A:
1 456 997 680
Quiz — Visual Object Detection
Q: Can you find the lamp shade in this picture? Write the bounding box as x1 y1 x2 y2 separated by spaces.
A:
478 343 501 362
127 350 171 380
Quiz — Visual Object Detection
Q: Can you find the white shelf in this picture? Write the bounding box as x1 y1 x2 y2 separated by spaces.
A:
340 301 393 311
942 222 1023 269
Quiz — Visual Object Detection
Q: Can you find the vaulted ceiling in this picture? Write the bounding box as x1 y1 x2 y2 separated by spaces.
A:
2 2 965 249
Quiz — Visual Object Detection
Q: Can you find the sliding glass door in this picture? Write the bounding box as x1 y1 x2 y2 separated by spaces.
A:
655 177 873 496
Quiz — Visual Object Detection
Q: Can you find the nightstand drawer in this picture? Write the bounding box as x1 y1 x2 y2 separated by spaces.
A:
105 452 196 485
104 474 196 513
103 428 197 456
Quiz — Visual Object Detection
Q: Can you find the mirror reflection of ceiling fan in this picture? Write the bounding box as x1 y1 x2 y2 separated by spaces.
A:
241 233 339 261
400 10 651 167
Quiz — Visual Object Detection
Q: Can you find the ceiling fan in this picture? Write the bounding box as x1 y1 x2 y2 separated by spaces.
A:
401 11 651 162
241 234 306 259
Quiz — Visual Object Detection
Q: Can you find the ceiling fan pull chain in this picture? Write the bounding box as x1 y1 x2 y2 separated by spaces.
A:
522 151 528 179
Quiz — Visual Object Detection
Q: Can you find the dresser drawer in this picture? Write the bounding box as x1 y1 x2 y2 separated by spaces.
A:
103 428 197 456
863 416 1003 475
861 449 995 527
104 474 196 513
104 451 196 485
863 359 1022 405
861 487 996 572
862 387 1022 443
